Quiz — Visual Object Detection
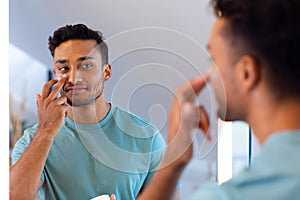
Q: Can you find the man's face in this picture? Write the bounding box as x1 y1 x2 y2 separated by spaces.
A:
207 19 244 121
53 39 110 107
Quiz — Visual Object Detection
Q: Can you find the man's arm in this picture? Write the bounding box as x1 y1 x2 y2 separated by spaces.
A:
10 130 55 199
10 77 69 200
137 76 210 200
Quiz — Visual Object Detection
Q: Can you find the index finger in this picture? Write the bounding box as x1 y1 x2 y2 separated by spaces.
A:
48 75 69 100
188 73 209 96
178 74 209 104
41 79 58 100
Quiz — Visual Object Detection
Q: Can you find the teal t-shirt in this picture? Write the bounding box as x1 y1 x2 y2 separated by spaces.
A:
12 105 166 200
188 130 300 200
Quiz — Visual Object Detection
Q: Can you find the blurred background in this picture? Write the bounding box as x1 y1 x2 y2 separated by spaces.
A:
9 0 260 198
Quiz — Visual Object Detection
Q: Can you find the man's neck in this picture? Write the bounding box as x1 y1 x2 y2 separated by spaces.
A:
67 97 111 124
249 99 300 145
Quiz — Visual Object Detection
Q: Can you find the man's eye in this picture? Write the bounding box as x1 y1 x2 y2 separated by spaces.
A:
81 63 93 69
59 66 70 71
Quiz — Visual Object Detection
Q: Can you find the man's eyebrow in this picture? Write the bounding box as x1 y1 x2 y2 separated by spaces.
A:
55 59 68 64
77 56 95 61
55 56 95 64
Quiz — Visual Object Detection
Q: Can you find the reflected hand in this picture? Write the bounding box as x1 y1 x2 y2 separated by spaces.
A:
36 76 69 138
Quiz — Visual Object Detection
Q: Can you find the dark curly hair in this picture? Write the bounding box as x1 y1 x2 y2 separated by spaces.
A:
48 24 108 64
211 0 300 99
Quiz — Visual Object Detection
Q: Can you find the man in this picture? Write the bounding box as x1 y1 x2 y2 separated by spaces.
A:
136 0 300 199
9 24 168 200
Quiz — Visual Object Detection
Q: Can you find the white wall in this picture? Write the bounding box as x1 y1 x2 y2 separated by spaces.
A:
9 44 48 128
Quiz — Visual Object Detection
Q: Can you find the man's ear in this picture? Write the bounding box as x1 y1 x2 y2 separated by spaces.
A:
103 64 112 81
236 55 260 91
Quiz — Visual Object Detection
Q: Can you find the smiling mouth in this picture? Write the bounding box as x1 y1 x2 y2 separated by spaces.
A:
65 86 88 94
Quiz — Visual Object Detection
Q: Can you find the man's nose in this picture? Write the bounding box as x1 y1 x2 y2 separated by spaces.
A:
68 68 83 83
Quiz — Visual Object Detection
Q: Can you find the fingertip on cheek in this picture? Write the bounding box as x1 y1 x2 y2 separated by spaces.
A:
55 74 68 81
55 75 62 81
62 74 68 81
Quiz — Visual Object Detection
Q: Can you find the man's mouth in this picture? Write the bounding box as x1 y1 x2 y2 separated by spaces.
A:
64 85 88 94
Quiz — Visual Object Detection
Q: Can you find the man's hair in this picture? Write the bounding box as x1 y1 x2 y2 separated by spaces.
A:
48 24 108 64
211 0 300 99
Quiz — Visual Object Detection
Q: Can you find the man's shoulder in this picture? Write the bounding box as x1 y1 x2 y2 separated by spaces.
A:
112 105 161 136
113 105 155 126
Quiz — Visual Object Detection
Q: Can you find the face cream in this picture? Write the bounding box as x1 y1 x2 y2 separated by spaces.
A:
90 194 110 200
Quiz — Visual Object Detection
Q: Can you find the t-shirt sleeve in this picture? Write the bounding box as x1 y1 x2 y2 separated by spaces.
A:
11 135 29 166
142 132 167 187
11 126 45 182
11 127 34 165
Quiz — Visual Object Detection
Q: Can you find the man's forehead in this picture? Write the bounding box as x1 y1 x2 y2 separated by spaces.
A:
54 44 101 61
55 39 98 52
212 19 226 37
207 19 227 49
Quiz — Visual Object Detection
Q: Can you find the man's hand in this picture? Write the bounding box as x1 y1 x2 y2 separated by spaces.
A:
137 75 211 200
164 75 211 168
36 76 69 138
10 75 70 200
